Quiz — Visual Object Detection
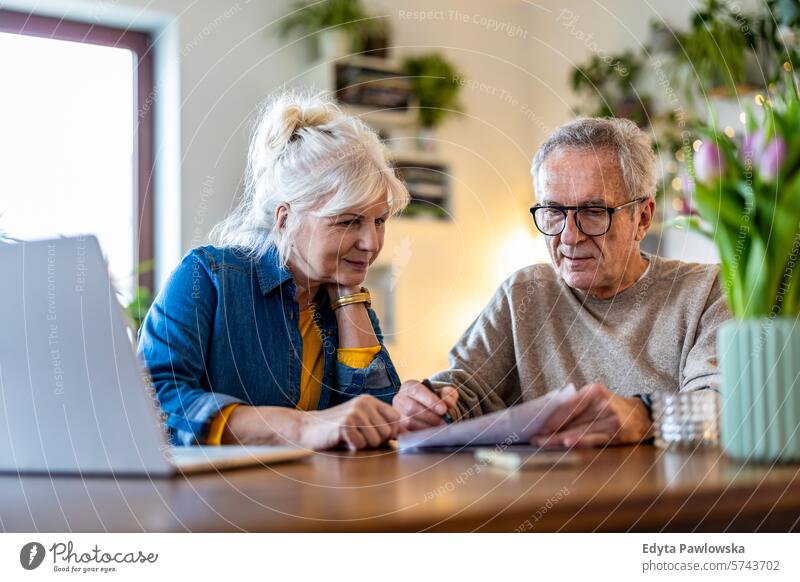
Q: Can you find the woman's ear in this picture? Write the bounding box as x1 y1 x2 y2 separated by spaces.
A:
275 203 289 231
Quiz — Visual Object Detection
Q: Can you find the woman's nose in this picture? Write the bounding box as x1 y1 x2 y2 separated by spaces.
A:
357 224 380 252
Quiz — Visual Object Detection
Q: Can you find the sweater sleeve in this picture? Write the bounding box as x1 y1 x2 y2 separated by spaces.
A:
681 270 732 392
427 280 521 421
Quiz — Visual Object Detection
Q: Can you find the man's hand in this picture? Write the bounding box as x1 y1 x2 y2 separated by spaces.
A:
393 380 459 431
531 383 653 448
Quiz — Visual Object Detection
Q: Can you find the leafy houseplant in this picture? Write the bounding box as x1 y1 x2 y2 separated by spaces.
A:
402 53 463 129
124 259 155 334
648 0 800 97
752 0 800 86
679 83 800 462
280 0 380 59
570 51 651 128
650 0 758 99
402 53 463 152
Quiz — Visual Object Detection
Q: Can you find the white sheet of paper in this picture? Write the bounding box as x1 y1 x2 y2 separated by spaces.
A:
397 383 577 451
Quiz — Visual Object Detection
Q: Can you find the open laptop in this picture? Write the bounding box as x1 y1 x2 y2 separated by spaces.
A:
0 235 312 476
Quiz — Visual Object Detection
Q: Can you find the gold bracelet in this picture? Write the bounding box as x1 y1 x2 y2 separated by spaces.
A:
331 287 371 310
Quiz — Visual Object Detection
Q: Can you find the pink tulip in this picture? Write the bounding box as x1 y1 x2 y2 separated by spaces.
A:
759 136 787 181
740 130 764 167
680 171 695 196
694 142 726 184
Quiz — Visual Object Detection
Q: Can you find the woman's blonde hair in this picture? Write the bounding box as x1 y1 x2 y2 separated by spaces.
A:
210 89 410 266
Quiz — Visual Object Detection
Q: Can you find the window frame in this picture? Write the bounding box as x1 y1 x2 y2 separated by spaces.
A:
0 9 156 291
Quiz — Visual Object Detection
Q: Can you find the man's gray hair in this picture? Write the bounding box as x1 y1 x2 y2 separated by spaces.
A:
531 117 657 200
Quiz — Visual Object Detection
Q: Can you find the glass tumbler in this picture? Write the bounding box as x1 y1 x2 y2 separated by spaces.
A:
651 390 720 449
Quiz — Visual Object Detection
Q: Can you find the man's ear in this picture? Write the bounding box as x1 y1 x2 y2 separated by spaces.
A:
634 197 656 242
275 203 289 231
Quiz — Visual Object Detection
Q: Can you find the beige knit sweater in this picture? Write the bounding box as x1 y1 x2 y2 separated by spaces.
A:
429 253 732 422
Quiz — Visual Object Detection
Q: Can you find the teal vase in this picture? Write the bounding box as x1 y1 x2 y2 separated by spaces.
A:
718 318 800 463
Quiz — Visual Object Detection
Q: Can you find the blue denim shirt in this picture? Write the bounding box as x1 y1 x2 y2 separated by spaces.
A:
137 244 401 446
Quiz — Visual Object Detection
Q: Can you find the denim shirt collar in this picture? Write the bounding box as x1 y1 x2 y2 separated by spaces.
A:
253 245 332 317
254 245 294 296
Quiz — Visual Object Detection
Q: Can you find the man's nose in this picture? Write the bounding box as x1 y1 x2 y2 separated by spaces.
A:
560 210 585 245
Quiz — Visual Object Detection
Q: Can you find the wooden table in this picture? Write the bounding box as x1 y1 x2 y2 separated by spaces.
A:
2 445 799 532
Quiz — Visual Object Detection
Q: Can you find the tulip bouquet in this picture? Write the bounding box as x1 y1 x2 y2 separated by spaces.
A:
679 87 800 319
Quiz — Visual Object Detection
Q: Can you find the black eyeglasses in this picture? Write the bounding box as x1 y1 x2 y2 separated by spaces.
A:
529 197 647 237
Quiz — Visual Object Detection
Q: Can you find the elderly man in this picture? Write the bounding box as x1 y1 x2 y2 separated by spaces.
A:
393 117 731 447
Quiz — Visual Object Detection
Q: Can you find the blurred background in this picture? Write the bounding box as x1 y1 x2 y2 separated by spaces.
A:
0 0 793 378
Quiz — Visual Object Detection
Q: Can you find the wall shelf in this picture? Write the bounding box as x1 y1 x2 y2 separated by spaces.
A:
296 55 453 221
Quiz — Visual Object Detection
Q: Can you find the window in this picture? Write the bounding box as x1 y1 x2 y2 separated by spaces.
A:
0 9 154 299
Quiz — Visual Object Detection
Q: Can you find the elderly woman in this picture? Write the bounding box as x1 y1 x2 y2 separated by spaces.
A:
137 91 410 450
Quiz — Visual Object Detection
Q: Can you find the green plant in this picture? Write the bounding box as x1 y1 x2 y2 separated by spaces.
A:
402 53 463 128
570 50 651 126
280 0 377 43
753 0 800 84
772 0 800 24
124 259 155 332
651 0 757 98
674 82 800 319
401 201 448 220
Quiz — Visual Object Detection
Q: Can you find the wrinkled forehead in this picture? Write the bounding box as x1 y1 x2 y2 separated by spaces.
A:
537 148 626 206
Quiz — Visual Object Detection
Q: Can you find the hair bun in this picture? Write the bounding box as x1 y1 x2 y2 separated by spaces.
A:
261 92 340 158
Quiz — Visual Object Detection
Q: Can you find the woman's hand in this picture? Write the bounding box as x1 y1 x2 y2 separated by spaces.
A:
300 395 401 450
222 396 402 450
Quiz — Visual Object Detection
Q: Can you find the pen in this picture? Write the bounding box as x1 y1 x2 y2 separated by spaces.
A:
421 378 453 424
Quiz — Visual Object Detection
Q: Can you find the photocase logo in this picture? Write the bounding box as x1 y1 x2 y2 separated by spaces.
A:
20 542 46 570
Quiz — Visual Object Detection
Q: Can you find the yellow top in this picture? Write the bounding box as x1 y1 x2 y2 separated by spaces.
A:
205 307 381 445
206 402 239 446
296 307 326 411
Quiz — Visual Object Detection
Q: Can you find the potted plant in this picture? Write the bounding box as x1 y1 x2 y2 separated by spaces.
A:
280 0 381 60
649 0 759 100
402 53 463 152
752 0 800 86
678 83 800 462
123 259 155 335
571 51 652 127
